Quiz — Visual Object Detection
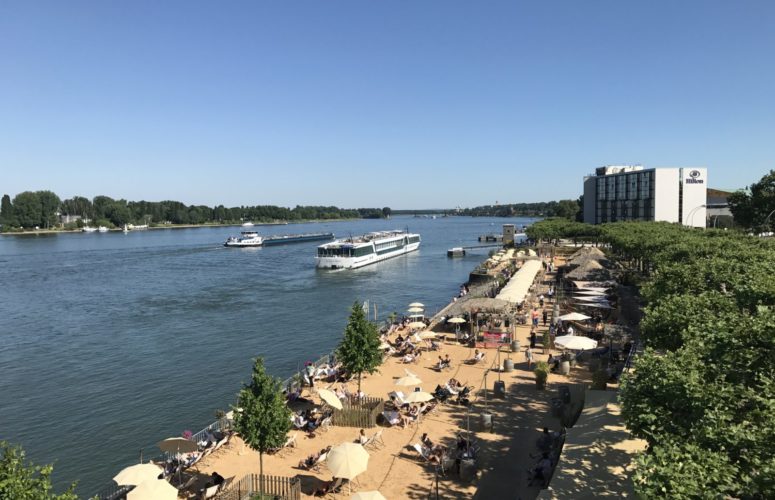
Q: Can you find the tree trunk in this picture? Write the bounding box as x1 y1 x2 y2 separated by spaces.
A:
259 452 264 498
358 371 362 393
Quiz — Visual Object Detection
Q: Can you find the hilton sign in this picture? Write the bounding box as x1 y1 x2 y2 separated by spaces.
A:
685 169 704 184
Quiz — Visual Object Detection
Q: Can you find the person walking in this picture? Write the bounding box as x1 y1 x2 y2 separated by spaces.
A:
525 347 534 369
542 310 548 326
530 329 537 349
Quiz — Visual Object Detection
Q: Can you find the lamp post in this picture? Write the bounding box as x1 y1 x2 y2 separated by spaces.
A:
761 208 775 235
687 204 706 228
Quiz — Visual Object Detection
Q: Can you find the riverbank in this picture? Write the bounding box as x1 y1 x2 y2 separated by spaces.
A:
0 219 362 236
181 255 586 499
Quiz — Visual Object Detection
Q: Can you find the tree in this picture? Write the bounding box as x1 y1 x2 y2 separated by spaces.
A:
233 358 291 497
554 199 581 220
336 301 382 393
728 169 775 230
0 441 78 500
37 191 61 229
0 194 17 227
382 207 392 218
12 191 41 228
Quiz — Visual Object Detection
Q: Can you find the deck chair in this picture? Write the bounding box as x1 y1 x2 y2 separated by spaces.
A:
324 477 344 499
382 410 402 427
277 432 298 457
203 484 220 499
411 443 437 465
319 416 333 433
388 391 408 407
365 429 385 450
311 452 328 473
176 475 197 491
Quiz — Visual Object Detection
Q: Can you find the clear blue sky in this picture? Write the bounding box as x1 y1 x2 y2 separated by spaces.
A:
1 1 773 209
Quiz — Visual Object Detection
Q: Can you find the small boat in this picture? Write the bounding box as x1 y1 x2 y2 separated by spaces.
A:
242 222 254 227
224 231 263 247
82 226 98 233
97 226 109 233
447 247 466 258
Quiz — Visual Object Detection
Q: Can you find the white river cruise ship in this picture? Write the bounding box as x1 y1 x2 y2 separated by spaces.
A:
315 230 421 269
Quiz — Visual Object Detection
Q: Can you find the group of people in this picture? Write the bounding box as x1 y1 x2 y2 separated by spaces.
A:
292 407 331 435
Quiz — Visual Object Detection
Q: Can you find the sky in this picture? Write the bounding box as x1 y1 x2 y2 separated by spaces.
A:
1 1 774 209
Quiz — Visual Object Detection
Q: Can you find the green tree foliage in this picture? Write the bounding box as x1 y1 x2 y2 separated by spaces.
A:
37 191 61 229
459 200 581 218
60 197 92 219
528 218 775 497
728 169 775 230
12 191 42 228
234 358 292 494
336 302 382 393
382 207 392 218
0 194 17 227
0 441 78 500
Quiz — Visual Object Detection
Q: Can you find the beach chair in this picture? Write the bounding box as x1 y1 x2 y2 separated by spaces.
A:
277 432 298 457
365 429 385 451
203 484 219 499
382 410 402 427
388 391 409 407
311 452 328 473
411 443 438 466
324 477 344 499
319 416 333 433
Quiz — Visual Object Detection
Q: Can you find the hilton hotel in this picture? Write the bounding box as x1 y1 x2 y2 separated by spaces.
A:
582 166 708 227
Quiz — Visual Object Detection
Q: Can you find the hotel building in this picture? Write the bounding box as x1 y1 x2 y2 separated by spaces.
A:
582 166 708 227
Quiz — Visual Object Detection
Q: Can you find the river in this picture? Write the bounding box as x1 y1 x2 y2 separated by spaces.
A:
0 215 534 495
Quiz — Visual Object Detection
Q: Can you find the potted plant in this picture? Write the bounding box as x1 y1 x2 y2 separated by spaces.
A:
534 361 550 390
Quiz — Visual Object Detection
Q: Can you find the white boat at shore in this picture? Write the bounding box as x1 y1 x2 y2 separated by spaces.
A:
224 231 263 247
242 222 254 227
98 226 109 233
82 226 98 233
315 230 421 270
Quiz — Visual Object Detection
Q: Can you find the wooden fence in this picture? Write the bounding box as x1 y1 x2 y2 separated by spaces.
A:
216 473 301 500
332 396 384 428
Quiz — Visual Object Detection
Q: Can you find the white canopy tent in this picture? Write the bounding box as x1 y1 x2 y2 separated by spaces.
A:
496 259 543 304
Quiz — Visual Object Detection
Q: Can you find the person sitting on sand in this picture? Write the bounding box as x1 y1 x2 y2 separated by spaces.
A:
408 405 420 422
358 428 368 445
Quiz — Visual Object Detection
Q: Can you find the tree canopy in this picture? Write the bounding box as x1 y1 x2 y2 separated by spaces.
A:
727 169 775 231
234 358 292 489
0 441 78 500
336 302 382 393
528 218 775 497
0 189 391 231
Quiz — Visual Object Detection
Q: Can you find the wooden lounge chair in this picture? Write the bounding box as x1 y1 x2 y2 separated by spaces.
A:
382 410 402 427
277 432 298 457
311 452 328 473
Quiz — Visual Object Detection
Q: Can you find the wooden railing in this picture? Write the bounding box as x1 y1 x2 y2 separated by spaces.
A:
216 473 301 500
332 396 384 428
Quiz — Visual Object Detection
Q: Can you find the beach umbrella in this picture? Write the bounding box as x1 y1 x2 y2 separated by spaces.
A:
327 442 369 480
352 491 387 500
404 368 418 378
407 307 424 313
318 388 343 410
113 463 162 486
554 335 598 350
409 302 424 308
395 374 422 386
447 317 466 324
576 302 614 309
417 330 436 339
558 312 591 322
408 321 426 330
404 391 434 403
411 334 423 343
157 437 198 454
127 478 177 500
574 290 607 296
408 314 424 319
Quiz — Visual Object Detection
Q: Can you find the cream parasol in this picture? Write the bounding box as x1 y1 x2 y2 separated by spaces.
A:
554 335 598 350
417 330 436 339
408 321 426 330
407 307 424 313
409 302 424 308
113 463 162 486
317 388 343 410
157 437 198 454
447 317 466 324
558 312 591 321
326 442 369 480
404 391 434 403
127 478 177 500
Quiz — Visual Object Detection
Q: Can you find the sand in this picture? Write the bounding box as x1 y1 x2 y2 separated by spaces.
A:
190 256 600 499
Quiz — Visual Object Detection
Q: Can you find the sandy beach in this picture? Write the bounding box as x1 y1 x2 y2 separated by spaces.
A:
188 257 600 499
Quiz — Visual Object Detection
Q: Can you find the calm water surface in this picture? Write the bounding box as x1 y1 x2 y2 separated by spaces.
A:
0 216 533 494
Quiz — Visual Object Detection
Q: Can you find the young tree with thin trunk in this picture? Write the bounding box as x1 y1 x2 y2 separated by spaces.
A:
0 441 77 500
337 301 382 393
234 358 291 497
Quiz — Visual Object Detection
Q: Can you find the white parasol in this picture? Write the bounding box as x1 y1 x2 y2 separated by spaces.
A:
554 335 598 350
